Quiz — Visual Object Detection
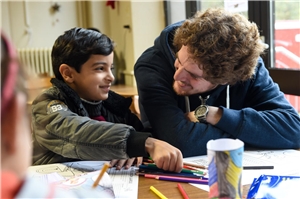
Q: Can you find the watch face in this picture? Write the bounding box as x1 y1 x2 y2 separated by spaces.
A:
195 106 208 116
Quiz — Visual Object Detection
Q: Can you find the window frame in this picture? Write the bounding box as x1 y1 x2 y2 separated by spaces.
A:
248 1 300 96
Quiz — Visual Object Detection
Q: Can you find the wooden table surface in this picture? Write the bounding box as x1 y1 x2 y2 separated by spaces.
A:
138 176 250 198
111 84 138 97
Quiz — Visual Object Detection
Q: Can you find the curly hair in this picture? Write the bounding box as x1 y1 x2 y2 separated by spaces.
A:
173 8 266 85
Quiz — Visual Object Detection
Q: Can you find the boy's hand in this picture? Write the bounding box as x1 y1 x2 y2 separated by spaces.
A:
145 137 183 173
110 157 143 170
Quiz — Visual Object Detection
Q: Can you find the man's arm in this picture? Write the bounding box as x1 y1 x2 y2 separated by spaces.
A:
214 61 300 149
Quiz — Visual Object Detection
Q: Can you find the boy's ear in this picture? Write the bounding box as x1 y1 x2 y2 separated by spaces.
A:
59 64 74 83
2 96 19 154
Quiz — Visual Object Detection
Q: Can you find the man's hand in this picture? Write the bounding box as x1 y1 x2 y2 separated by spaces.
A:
145 137 183 173
110 157 143 170
185 111 198 122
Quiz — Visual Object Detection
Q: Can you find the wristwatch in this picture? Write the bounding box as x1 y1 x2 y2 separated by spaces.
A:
194 95 210 123
194 105 209 123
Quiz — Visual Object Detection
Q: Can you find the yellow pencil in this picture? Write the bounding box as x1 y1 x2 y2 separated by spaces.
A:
150 185 168 199
92 162 110 188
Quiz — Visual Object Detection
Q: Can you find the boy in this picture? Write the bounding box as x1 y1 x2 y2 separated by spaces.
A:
31 27 183 172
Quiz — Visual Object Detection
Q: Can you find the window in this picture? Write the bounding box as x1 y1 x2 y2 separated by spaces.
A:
273 1 300 112
248 1 300 112
274 1 300 70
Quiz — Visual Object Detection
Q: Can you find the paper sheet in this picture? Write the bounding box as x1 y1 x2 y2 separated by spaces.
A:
183 149 300 192
27 161 139 199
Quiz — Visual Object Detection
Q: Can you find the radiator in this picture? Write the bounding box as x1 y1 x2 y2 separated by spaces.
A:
17 47 53 76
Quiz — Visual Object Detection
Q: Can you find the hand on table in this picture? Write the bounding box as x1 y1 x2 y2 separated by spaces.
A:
110 157 143 170
145 137 183 173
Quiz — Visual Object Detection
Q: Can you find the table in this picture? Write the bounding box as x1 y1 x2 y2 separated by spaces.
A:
138 176 251 198
26 76 52 105
111 84 138 97
111 84 140 116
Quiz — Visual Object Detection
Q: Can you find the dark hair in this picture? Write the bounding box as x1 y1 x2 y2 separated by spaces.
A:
173 8 266 85
51 27 114 80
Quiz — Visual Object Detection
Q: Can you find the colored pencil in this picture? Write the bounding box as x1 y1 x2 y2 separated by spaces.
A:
177 183 190 199
150 186 168 199
142 163 206 175
183 165 206 172
144 174 208 181
183 162 208 170
137 171 203 179
139 165 200 177
243 166 274 170
92 162 110 188
145 174 209 185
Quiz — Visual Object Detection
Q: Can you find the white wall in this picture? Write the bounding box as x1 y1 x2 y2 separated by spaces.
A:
128 1 165 86
1 0 166 86
3 1 79 48
169 0 186 24
87 1 111 35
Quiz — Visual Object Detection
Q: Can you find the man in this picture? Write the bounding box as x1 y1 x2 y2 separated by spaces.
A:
134 8 300 157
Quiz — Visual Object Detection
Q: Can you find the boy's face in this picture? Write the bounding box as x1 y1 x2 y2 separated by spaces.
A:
70 53 114 101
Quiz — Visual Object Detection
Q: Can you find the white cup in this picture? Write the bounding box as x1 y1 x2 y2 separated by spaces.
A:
207 138 244 199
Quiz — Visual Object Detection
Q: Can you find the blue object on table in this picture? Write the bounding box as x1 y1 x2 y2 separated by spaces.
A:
247 174 300 199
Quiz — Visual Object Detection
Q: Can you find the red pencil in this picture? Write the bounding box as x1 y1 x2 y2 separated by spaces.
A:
177 183 190 199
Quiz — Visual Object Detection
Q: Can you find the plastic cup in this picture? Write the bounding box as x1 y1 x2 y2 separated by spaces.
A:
207 138 244 199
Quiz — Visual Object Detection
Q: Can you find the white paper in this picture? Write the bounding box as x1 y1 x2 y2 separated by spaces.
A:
27 161 139 199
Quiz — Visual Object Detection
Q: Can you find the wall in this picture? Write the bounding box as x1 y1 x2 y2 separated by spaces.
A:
129 1 165 85
2 1 79 48
1 0 165 86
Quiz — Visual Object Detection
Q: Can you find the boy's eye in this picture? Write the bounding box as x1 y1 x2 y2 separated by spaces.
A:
96 67 104 71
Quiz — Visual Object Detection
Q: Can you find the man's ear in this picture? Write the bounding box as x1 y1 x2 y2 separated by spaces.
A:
59 64 74 83
1 96 19 154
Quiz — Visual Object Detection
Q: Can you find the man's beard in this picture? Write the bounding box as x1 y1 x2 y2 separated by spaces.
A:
173 81 189 96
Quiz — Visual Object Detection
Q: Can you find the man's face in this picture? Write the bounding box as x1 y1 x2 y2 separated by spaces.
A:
70 53 114 101
173 46 217 96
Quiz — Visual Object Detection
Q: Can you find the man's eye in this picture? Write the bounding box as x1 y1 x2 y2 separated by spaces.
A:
96 67 104 70
191 74 202 80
